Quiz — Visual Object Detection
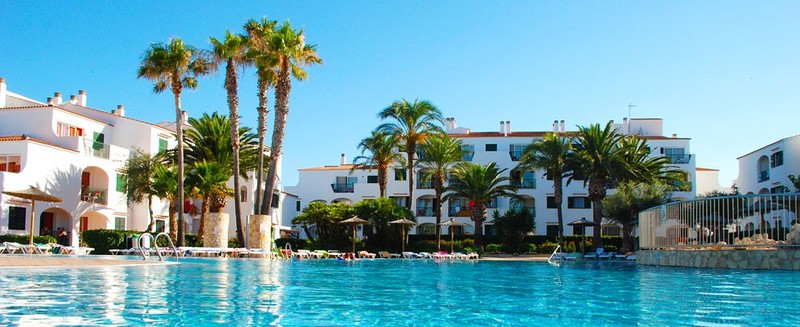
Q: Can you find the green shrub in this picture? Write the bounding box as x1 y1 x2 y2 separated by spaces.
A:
537 241 558 254
0 234 56 245
526 243 538 254
484 243 502 253
275 237 307 250
81 229 134 254
603 244 618 253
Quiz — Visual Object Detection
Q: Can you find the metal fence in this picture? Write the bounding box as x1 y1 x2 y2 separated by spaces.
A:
639 193 800 249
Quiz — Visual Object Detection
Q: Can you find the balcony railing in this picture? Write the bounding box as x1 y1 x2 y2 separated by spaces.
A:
83 139 110 159
417 179 434 189
448 208 471 217
416 206 434 217
80 186 107 205
665 154 692 164
331 183 354 193
758 170 770 182
511 178 536 189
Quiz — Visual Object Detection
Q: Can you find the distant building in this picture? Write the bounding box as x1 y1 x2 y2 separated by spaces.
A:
733 134 800 195
286 117 697 239
695 167 727 196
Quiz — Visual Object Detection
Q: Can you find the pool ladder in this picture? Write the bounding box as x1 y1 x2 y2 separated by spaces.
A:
138 232 180 262
547 245 562 267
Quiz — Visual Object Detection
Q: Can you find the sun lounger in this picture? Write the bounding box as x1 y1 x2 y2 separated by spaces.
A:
401 251 420 259
326 250 344 259
358 250 376 259
432 251 454 259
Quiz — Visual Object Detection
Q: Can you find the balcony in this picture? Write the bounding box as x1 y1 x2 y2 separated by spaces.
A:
331 183 354 193
665 154 692 164
417 179 434 189
448 208 472 217
416 206 434 217
511 178 536 189
81 186 108 205
80 138 130 162
758 170 770 182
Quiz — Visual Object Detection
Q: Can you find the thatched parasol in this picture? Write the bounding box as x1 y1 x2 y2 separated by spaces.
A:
339 216 371 254
389 218 417 253
2 186 63 245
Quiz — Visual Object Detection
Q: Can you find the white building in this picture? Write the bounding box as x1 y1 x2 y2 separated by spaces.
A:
733 134 800 195
0 78 294 246
695 167 727 196
286 117 697 238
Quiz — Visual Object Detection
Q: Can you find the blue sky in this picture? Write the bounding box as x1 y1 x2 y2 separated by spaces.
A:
2 1 798 187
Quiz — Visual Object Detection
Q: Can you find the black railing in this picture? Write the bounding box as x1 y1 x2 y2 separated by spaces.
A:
758 170 770 182
511 179 536 189
665 154 692 164
331 183 354 193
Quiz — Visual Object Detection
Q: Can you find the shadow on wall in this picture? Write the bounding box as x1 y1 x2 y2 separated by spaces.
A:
46 164 113 221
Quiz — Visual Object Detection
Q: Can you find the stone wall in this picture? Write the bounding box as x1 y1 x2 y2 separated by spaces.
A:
247 215 271 250
638 249 800 270
203 213 230 248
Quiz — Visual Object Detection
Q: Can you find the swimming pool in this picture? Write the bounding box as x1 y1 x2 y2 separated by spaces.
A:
1 257 798 326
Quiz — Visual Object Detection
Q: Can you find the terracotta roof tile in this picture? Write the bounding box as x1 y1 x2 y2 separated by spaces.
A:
0 105 111 126
299 164 378 171
0 135 78 153
696 167 719 172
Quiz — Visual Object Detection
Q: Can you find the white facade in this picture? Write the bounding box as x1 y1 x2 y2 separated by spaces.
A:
0 78 293 246
286 117 697 238
733 134 800 195
695 167 727 196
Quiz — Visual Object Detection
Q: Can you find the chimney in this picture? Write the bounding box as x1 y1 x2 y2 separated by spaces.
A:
341 153 346 165
69 95 77 104
54 92 62 105
452 118 457 129
0 77 6 108
500 121 505 135
622 118 628 135
505 120 511 135
114 105 125 117
447 118 454 130
559 120 565 133
672 133 677 138
77 90 87 106
181 111 188 125
47 97 54 106
553 120 558 133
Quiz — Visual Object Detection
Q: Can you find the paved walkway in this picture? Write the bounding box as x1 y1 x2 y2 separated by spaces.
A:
0 255 166 268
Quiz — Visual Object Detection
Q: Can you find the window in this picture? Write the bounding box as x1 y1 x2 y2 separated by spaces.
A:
416 198 437 216
771 151 784 168
485 144 497 152
602 225 621 237
155 219 166 233
56 122 84 137
462 145 475 161
8 206 26 230
333 176 357 193
271 194 280 208
448 198 470 216
417 223 437 235
0 154 22 173
511 170 535 189
546 224 559 239
546 196 557 208
116 173 126 193
115 217 126 231
757 156 770 182
240 187 247 202
158 138 168 153
568 196 591 209
509 144 525 161
771 185 790 194
390 196 408 208
486 197 498 208
394 168 407 181
296 201 301 211
367 175 378 184
661 147 690 164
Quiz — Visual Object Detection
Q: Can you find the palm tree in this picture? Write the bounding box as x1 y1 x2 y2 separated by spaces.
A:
183 112 259 170
603 182 670 252
120 149 159 232
377 99 444 212
445 162 519 248
517 133 572 245
210 30 251 247
352 130 405 198
244 17 278 215
138 38 212 245
417 133 463 249
185 161 233 242
260 21 322 217
150 164 178 240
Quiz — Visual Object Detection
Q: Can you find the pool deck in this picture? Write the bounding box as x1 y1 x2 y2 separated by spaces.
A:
0 255 167 268
0 253 551 268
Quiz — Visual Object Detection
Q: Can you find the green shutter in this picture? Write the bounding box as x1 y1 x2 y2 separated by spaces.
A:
158 139 168 153
116 173 127 193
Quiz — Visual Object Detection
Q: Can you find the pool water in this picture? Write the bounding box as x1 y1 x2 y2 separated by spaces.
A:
1 257 799 326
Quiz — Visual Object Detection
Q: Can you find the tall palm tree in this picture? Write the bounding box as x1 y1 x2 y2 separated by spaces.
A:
244 17 278 215
150 164 178 240
210 30 251 247
517 133 572 245
260 21 322 217
183 112 259 172
417 133 463 249
138 38 212 245
185 161 233 242
571 122 626 250
377 99 444 212
352 130 405 198
445 162 519 248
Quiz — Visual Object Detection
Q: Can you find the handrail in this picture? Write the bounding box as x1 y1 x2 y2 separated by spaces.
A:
547 245 562 266
155 232 179 262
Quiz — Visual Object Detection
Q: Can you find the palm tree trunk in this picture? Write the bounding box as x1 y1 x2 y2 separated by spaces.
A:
254 78 268 214
262 61 291 222
378 166 387 198
406 142 415 212
169 200 177 240
225 60 246 247
588 179 606 250
554 176 564 245
172 86 185 246
622 223 632 252
472 204 487 249
435 176 444 250
146 195 155 232
198 196 210 242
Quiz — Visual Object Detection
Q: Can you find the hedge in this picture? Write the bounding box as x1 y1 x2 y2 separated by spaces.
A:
0 234 56 245
81 229 203 254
